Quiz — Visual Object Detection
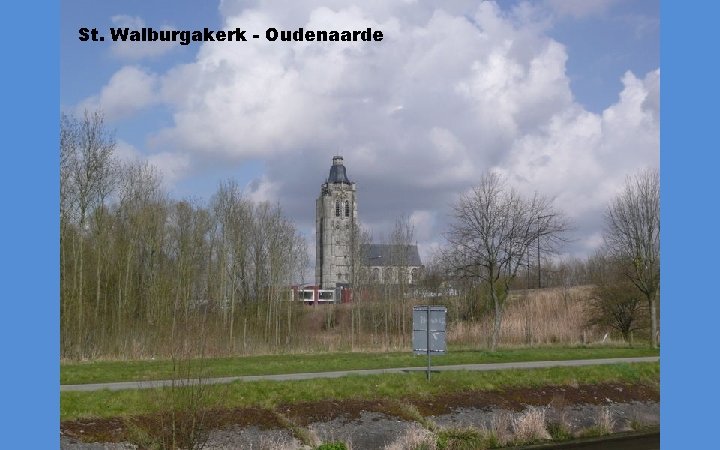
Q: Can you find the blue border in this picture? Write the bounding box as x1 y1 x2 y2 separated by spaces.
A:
1 1 59 447
0 1 698 447
661 1 720 447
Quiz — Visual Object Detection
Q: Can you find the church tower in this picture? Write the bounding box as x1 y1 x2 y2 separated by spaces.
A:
316 156 357 289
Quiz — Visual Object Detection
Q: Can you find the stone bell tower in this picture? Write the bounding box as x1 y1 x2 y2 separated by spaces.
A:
316 156 357 289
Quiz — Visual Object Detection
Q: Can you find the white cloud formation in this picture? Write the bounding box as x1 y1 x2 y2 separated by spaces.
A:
77 66 159 120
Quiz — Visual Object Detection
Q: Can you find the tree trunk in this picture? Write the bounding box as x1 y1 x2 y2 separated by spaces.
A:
490 288 502 352
243 318 247 354
491 304 501 352
95 253 102 322
650 296 658 348
78 230 84 358
229 281 236 352
286 298 291 345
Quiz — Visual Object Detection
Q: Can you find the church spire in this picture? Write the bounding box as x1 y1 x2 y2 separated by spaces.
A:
327 155 352 184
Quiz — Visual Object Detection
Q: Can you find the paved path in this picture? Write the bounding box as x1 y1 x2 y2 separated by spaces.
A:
61 356 658 392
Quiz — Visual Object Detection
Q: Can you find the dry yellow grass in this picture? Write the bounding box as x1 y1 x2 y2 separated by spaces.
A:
447 286 603 347
69 285 623 360
512 407 551 443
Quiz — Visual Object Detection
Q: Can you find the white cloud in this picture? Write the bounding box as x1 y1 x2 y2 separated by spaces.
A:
77 66 159 120
151 6 401 157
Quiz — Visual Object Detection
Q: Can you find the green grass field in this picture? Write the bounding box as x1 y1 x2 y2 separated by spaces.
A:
60 361 659 421
61 345 658 385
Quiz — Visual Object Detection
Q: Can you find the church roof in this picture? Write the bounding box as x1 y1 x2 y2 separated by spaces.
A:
361 244 422 267
327 155 352 184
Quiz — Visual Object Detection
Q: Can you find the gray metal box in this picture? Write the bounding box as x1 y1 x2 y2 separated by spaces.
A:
412 306 447 355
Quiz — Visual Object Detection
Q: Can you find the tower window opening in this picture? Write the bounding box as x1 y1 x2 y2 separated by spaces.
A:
335 200 341 217
345 200 350 217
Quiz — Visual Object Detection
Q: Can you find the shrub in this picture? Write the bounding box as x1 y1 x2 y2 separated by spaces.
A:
316 442 348 450
436 428 495 450
546 421 573 441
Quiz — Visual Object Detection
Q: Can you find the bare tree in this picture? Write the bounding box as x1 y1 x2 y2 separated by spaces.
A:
444 172 568 351
604 169 660 348
113 160 167 348
390 215 415 344
349 223 372 292
347 223 372 349
210 180 252 348
60 111 118 357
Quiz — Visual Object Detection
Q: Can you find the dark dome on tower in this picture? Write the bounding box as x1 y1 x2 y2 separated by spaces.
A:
327 155 352 184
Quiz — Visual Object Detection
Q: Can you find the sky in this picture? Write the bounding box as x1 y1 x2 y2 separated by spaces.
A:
61 0 659 267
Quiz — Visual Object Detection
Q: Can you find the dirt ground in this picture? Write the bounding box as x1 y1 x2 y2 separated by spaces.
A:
60 382 659 449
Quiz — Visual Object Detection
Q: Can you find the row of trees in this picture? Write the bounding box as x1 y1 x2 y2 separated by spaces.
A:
61 112 307 359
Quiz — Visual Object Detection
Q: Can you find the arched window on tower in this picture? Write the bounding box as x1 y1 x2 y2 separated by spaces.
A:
345 200 350 218
335 200 341 217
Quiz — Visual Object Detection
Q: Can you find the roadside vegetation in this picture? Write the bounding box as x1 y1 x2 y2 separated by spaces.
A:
61 362 658 421
62 363 658 449
62 345 657 385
